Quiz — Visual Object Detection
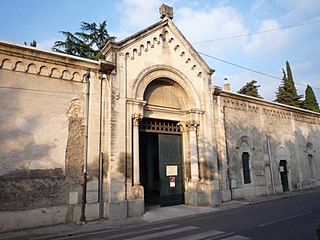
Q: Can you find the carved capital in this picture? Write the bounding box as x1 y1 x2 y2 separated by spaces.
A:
186 120 199 131
132 113 142 126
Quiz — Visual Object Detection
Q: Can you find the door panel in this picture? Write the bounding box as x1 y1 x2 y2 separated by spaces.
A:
158 134 184 207
280 160 289 192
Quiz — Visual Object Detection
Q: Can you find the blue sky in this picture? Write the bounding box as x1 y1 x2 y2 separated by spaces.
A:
1 0 320 101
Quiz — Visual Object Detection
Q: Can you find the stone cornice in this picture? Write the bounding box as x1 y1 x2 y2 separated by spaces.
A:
216 88 320 125
215 87 320 118
0 41 100 81
103 19 214 78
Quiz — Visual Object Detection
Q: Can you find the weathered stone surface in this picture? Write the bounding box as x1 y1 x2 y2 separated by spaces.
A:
128 199 145 217
108 201 128 220
0 206 69 232
0 174 67 210
0 4 320 231
215 91 320 200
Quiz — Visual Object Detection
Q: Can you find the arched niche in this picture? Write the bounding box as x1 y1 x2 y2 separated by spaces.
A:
143 78 189 110
276 144 290 161
236 136 254 185
132 65 200 110
236 136 254 156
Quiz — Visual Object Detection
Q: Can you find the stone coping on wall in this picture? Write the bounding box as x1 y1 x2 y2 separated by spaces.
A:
0 41 115 81
212 86 320 125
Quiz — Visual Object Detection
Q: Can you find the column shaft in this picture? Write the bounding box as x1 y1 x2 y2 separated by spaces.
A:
133 115 141 185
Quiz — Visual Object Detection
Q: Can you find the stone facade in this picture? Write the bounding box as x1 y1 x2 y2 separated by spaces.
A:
213 89 320 201
0 41 107 231
0 5 319 232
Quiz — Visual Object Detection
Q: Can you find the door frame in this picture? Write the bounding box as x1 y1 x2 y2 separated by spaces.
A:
279 160 289 192
139 118 185 207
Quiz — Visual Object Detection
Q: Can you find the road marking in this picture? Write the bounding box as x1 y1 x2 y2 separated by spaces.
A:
207 232 234 239
174 229 224 240
123 226 199 240
258 211 313 227
222 235 250 240
37 224 179 240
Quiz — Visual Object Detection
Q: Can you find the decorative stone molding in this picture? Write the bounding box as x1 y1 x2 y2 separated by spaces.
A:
0 42 101 82
99 60 116 74
189 108 204 115
160 4 173 20
263 107 291 119
132 113 142 126
132 64 201 109
123 28 203 78
293 113 320 124
223 99 259 113
1 57 92 81
262 106 320 124
221 95 320 125
236 136 255 155
186 120 199 131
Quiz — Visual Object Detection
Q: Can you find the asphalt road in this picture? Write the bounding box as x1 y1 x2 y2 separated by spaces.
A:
2 190 320 240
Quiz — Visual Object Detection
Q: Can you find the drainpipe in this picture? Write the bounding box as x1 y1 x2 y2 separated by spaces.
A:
267 138 276 195
81 71 90 223
223 105 234 200
98 76 104 219
124 54 128 200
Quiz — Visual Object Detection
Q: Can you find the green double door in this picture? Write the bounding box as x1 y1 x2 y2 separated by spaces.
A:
140 133 184 207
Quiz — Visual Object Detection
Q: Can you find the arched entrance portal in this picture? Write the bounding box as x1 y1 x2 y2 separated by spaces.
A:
131 66 203 209
139 77 189 207
139 118 183 207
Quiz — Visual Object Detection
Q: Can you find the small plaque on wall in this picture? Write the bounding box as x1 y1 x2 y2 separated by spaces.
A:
166 165 178 176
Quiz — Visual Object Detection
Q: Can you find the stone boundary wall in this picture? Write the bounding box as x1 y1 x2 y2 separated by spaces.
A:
0 41 101 232
213 89 320 200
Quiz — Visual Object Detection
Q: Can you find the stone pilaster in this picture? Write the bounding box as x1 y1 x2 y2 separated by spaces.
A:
132 113 142 185
186 120 200 181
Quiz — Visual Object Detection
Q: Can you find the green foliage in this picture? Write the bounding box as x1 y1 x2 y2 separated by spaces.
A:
52 20 115 60
237 80 263 99
303 84 320 112
24 40 37 47
275 61 302 107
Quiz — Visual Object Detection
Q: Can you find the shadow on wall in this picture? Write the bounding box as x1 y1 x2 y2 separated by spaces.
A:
0 71 85 211
222 106 320 197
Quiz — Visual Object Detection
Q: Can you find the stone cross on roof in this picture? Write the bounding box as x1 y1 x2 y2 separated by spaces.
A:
159 4 173 20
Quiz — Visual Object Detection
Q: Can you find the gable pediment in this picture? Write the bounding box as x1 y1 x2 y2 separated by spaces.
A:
102 19 214 79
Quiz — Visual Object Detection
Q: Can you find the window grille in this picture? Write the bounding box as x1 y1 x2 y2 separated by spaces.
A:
140 118 181 134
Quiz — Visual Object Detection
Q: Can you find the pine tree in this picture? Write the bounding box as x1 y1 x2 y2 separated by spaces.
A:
237 80 262 98
303 84 320 112
52 20 115 60
275 61 302 107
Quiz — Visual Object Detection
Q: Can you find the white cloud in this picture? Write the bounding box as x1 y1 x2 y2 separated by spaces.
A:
37 38 58 51
245 19 291 58
250 0 266 13
278 0 320 22
115 0 165 37
214 70 279 101
174 5 248 56
111 0 320 102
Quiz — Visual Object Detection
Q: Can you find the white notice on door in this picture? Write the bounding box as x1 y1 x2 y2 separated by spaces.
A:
166 165 178 176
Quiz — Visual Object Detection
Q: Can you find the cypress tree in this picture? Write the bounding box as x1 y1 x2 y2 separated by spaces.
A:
237 80 262 98
275 61 302 107
303 84 320 112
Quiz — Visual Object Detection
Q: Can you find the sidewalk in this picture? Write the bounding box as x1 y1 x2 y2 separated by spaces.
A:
1 187 319 240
